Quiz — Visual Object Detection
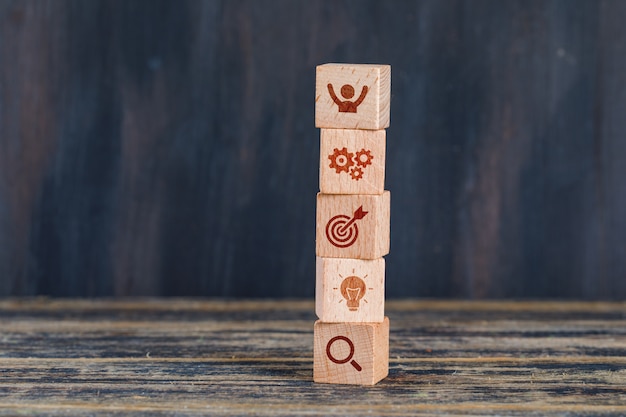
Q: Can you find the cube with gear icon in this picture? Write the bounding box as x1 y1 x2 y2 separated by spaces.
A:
320 129 386 195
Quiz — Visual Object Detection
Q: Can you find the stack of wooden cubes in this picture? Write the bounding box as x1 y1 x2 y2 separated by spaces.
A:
313 63 391 385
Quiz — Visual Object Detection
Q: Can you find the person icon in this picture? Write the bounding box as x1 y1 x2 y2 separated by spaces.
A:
327 83 369 113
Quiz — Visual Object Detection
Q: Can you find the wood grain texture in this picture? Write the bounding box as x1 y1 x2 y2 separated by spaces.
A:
0 299 625 416
0 1 626 298
314 317 389 385
316 192 390 259
315 64 391 130
320 129 386 195
316 256 385 323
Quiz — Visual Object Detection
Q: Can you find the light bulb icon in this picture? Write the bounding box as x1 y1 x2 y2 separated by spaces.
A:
340 276 367 311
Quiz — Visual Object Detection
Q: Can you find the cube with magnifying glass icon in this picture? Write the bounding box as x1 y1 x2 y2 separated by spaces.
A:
313 317 389 385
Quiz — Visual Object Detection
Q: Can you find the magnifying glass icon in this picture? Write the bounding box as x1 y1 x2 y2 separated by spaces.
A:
326 335 362 372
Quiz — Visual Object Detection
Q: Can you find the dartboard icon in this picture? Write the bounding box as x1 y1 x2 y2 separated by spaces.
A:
325 206 369 248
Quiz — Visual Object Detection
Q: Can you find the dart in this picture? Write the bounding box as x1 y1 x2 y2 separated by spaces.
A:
338 206 368 234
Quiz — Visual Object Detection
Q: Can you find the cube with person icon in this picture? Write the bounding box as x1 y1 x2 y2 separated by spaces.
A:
315 63 391 130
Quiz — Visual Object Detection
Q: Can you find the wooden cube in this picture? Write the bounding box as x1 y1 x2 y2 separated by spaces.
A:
320 129 385 195
316 192 390 259
316 257 385 323
315 63 391 130
313 317 389 385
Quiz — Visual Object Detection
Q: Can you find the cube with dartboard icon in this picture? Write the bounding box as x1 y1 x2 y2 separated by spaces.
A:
316 192 390 260
316 257 385 323
320 129 386 195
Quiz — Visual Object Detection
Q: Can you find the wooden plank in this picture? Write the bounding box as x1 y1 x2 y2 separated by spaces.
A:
0 298 623 313
0 299 624 415
1 357 623 413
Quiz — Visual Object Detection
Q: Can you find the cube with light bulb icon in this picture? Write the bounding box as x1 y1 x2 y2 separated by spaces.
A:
316 257 385 323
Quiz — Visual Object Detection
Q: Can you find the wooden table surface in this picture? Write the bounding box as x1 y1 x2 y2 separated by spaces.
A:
0 299 624 416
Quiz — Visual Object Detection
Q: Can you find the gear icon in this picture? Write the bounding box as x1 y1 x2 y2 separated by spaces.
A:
328 147 354 174
355 149 373 168
349 166 364 181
